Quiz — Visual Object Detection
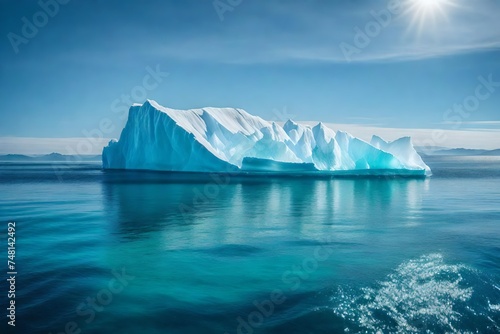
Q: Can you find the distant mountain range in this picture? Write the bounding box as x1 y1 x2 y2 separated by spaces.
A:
0 153 101 162
416 147 500 156
0 148 499 162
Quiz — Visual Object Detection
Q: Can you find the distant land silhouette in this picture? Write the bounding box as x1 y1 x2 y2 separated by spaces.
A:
0 153 101 162
1 148 499 162
416 148 500 156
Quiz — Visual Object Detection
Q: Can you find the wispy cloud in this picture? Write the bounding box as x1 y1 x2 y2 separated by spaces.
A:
9 0 498 68
440 120 500 127
140 0 500 64
2 123 499 155
459 121 500 125
298 122 500 150
0 137 110 155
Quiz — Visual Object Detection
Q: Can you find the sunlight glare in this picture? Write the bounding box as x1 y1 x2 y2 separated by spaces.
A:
405 0 457 35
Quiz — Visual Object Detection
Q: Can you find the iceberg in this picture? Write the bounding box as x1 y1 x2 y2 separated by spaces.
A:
102 100 431 176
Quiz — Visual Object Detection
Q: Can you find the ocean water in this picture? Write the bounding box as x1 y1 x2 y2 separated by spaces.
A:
1 156 499 334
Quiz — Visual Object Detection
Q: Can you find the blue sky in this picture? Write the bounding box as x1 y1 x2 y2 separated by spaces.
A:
0 0 499 153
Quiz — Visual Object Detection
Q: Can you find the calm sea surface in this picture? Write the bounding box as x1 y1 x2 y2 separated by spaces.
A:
1 156 499 333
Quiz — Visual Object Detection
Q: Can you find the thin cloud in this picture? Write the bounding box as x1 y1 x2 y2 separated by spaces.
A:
0 137 111 155
440 120 500 127
142 1 500 64
297 122 500 150
461 121 500 125
4 123 498 155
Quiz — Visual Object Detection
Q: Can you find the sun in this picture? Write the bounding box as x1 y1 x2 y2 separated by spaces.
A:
404 0 458 35
415 0 444 11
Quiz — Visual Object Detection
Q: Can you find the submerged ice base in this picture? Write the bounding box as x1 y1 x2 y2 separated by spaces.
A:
102 100 431 176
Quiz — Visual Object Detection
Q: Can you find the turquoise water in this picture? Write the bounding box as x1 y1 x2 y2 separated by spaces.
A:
1 156 499 333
